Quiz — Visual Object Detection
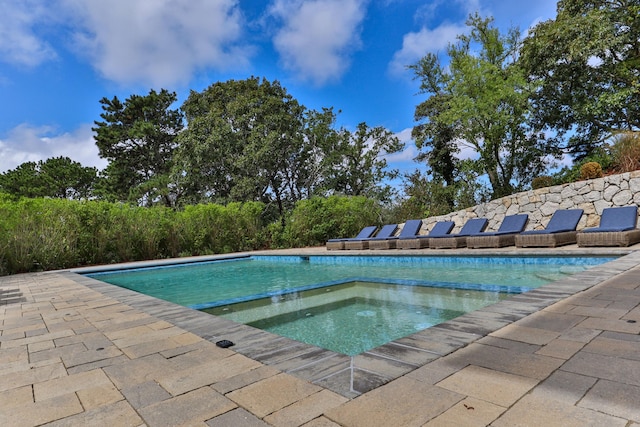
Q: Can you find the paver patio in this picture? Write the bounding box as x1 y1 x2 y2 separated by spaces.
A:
1 246 640 426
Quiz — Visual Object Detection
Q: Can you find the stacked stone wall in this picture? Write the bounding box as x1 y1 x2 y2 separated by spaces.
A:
418 171 640 233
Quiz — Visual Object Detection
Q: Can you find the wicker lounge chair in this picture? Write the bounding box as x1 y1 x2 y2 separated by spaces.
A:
577 206 640 247
369 219 423 250
429 218 488 249
515 209 584 248
344 224 398 250
326 225 377 250
466 214 529 249
396 221 455 249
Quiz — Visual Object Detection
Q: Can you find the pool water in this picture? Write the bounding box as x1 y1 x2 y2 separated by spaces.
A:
87 255 613 355
204 281 509 355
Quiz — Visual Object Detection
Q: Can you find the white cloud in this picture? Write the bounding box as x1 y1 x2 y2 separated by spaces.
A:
0 124 107 173
62 0 251 86
0 0 57 67
386 128 417 163
268 0 367 85
388 23 466 76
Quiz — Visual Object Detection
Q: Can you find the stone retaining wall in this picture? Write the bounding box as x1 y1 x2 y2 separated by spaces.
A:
418 170 640 233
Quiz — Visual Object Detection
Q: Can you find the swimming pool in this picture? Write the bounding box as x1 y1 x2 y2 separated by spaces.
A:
87 255 613 355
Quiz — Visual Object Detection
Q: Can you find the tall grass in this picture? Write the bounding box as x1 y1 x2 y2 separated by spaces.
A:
0 194 376 275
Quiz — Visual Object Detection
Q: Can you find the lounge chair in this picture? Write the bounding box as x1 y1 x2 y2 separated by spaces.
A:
577 206 640 247
369 219 423 250
344 224 399 250
326 225 377 250
515 209 583 248
396 220 456 249
466 214 529 249
429 218 489 249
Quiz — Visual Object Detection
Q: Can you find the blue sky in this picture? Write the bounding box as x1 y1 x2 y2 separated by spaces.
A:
0 0 559 180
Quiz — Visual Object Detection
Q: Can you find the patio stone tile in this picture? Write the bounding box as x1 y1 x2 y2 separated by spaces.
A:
103 353 175 389
250 341 324 365
366 342 441 366
558 326 602 343
437 365 538 407
27 339 55 353
531 370 596 403
489 324 559 345
349 368 393 394
492 393 628 427
406 359 461 385
580 317 640 335
300 416 342 426
288 353 353 380
66 354 131 375
581 335 640 361
444 342 564 380
422 397 505 427
517 311 587 332
309 368 359 399
561 351 640 387
0 361 67 392
0 345 27 365
166 345 234 369
476 335 541 353
579 379 640 422
206 408 269 426
264 389 349 427
120 332 202 359
212 365 281 395
1 329 75 349
0 393 83 427
34 369 114 401
324 376 464 427
536 338 586 359
227 373 322 418
121 380 172 409
270 346 336 372
353 352 416 378
567 305 629 319
158 353 263 396
0 385 34 410
139 386 236 426
43 400 143 427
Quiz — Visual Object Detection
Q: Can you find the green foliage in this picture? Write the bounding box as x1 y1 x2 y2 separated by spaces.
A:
0 157 97 199
410 14 561 200
392 167 486 222
580 162 604 180
610 132 640 173
0 197 269 275
93 89 183 206
521 0 640 159
283 196 381 247
552 147 614 184
531 176 554 190
175 77 403 214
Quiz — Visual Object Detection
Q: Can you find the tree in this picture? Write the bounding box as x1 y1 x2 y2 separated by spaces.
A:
0 157 97 199
92 89 184 206
325 122 404 202
521 0 640 159
411 14 561 199
174 77 307 220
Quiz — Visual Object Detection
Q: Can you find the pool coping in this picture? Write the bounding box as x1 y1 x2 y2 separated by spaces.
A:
65 247 638 398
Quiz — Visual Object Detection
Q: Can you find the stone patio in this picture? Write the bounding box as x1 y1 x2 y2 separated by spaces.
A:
1 246 640 426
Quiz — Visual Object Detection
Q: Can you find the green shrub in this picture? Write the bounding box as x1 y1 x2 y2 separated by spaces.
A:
284 195 381 247
0 196 270 275
580 162 603 180
531 176 554 190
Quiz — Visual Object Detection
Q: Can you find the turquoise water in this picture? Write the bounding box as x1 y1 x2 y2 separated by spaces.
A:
87 255 613 355
204 281 509 355
88 255 613 308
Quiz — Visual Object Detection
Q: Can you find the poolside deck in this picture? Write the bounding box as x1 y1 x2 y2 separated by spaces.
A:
1 246 640 426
